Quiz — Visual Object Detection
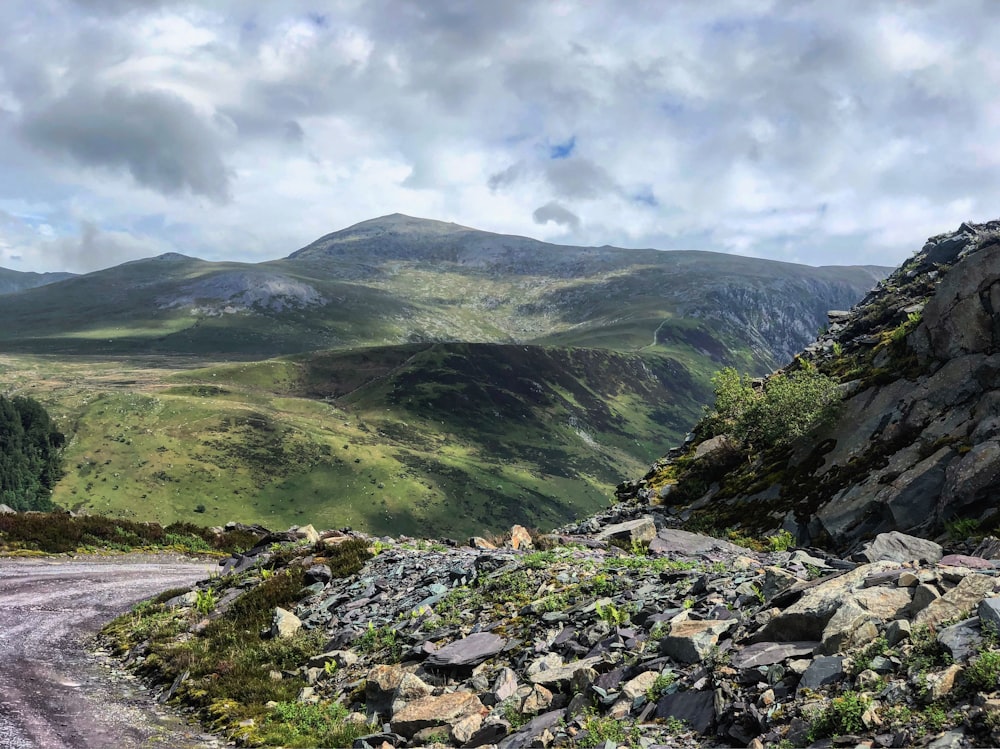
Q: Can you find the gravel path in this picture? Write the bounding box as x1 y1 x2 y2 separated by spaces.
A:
0 555 225 749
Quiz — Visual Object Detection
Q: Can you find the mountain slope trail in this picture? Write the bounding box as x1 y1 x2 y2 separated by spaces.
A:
0 556 220 749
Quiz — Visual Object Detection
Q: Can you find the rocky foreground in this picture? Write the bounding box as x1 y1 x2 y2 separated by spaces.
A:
103 511 1000 749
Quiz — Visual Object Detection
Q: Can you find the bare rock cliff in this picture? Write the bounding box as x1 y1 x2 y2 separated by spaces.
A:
620 220 1000 552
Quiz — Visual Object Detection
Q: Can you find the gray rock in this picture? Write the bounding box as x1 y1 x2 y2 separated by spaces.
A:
973 536 1000 560
0 504 15 514
352 733 406 749
937 618 983 660
979 598 1000 633
940 440 1000 518
304 564 332 585
595 517 657 546
925 729 967 749
648 528 745 556
464 720 510 748
527 655 604 685
919 244 1000 359
797 656 845 693
885 619 911 646
654 690 716 734
426 632 506 668
492 667 519 704
915 573 997 628
658 619 734 664
855 531 943 564
909 583 941 616
820 600 879 655
730 641 818 670
497 710 565 749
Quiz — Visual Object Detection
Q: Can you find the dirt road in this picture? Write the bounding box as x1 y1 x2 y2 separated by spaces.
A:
0 555 223 749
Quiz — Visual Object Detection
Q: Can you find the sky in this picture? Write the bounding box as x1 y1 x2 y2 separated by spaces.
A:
0 0 996 273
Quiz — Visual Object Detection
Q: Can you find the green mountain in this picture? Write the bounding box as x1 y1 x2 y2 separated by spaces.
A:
0 215 889 535
0 267 75 295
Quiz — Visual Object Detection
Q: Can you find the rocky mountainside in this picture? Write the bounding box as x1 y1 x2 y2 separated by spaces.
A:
619 220 1000 554
103 515 1000 748
0 266 75 295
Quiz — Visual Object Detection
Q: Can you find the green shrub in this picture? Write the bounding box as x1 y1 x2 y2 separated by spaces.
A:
255 700 371 747
579 708 641 748
809 690 870 740
966 650 1000 693
765 529 795 552
707 366 841 452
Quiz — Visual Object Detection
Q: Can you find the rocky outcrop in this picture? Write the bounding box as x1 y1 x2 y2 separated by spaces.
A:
109 521 1000 749
620 221 1000 553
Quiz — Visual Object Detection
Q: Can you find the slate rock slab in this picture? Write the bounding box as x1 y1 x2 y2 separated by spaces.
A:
595 517 657 545
497 710 565 749
730 641 818 670
655 690 716 734
855 531 943 564
939 554 996 569
426 632 507 668
979 598 1000 632
797 655 845 693
649 528 744 556
937 618 983 660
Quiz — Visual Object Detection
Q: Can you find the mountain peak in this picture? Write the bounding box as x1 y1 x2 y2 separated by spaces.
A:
339 213 472 236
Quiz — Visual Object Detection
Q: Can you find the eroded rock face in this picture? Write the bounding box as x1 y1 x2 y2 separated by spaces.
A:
621 220 1000 552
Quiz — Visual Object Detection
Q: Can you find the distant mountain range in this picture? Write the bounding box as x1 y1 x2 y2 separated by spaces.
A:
0 267 75 295
0 214 887 366
0 215 891 535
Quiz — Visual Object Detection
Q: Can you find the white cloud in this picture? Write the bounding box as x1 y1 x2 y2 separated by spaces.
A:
0 0 996 272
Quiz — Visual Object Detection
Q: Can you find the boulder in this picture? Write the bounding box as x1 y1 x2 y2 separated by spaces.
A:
915 573 997 628
655 690 717 734
979 598 1000 632
304 564 332 586
939 440 1000 518
917 243 1000 360
659 619 734 664
595 516 657 546
291 524 321 544
508 525 533 550
885 619 911 646
426 632 507 668
937 618 983 661
271 607 301 639
621 671 661 702
753 562 897 643
855 531 943 564
390 692 486 739
526 655 604 686
797 655 845 693
0 504 15 514
649 527 745 556
492 667 519 704
497 710 565 749
820 600 879 655
520 684 553 714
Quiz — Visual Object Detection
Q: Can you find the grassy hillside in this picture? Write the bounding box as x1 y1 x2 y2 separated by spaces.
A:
4 342 711 538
